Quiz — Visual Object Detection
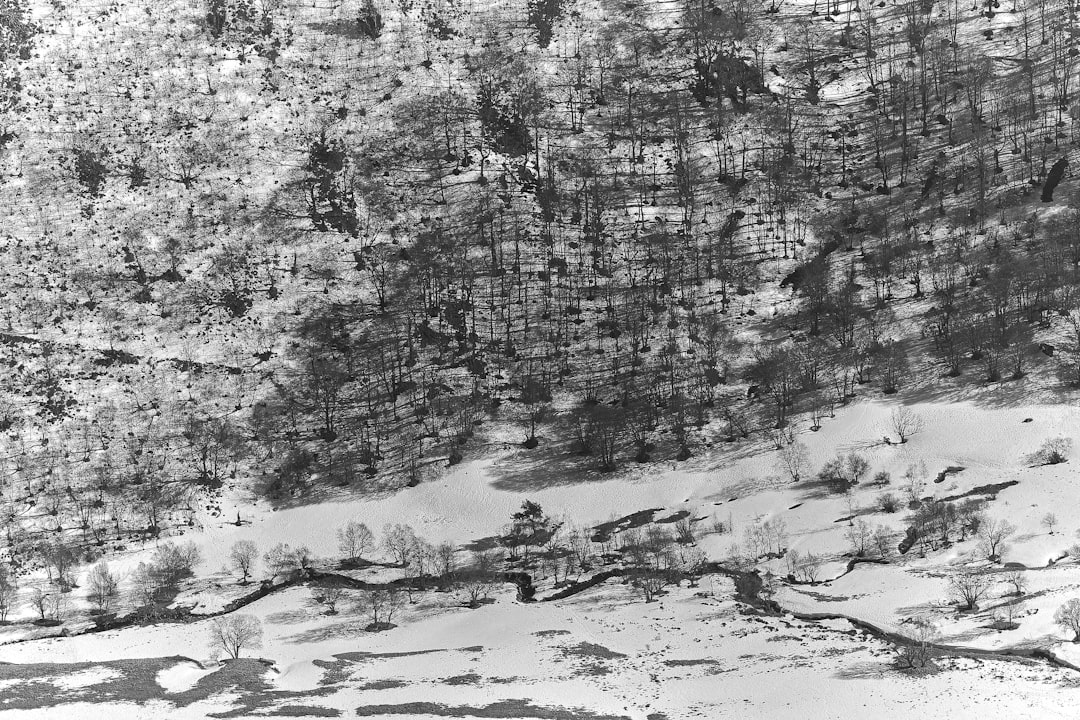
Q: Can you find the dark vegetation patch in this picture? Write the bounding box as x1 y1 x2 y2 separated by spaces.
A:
354 700 631 719
265 706 340 717
933 466 966 484
332 649 448 662
662 658 722 668
654 510 690 524
938 481 1019 502
354 679 409 691
559 642 628 660
442 672 483 685
591 509 662 542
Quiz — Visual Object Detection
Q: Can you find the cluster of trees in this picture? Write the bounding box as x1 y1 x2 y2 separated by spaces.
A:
3 0 1080 592
0 539 199 625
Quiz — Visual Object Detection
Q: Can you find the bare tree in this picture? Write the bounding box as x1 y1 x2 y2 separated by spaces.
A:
459 549 498 608
29 585 52 621
802 552 823 583
1042 513 1059 535
0 581 14 622
229 541 258 584
312 585 346 615
1056 598 1080 641
338 521 375 565
890 407 923 443
86 561 120 613
129 562 160 610
895 616 938 669
776 441 811 483
872 526 894 559
382 523 418 567
674 517 697 545
845 453 870 485
676 546 709 587
845 519 873 557
264 543 301 581
1004 569 1026 596
209 615 263 659
977 518 1016 562
434 542 457 589
904 461 928 505
949 571 991 610
360 587 403 629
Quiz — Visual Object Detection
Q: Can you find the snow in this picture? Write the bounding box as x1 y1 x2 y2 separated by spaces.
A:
155 661 215 693
49 666 121 690
6 384 1080 718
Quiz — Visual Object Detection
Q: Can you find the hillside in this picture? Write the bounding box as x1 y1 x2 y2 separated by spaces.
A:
1 0 1080 716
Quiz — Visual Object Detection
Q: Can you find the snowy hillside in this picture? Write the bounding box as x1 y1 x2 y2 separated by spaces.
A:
3 0 1080 715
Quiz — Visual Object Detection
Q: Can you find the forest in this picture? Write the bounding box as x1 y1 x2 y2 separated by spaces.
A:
0 0 1077 582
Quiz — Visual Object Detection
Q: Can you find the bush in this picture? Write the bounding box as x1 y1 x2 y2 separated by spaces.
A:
817 457 848 493
151 542 201 588
1037 437 1072 465
878 493 899 513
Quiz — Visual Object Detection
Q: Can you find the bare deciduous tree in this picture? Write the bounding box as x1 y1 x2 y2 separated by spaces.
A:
87 561 119 613
229 540 258 584
210 615 263 659
846 519 873 557
977 518 1016 562
459 549 498 608
382 523 418 567
1042 513 1059 535
890 407 923 443
337 521 375 565
776 441 811 483
1004 569 1026 596
0 582 14 622
360 587 404 629
949 571 991 610
312 585 346 615
1056 598 1080 641
895 616 937 669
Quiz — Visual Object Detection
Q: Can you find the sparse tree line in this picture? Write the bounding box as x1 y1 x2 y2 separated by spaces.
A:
0 497 737 627
0 539 200 625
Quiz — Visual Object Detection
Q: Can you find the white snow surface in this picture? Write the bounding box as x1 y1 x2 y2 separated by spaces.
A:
3 396 1080 717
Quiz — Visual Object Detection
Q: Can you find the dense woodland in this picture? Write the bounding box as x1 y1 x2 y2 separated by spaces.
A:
0 0 1078 575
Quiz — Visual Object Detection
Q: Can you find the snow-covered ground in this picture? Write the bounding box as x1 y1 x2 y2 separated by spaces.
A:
4 394 1080 717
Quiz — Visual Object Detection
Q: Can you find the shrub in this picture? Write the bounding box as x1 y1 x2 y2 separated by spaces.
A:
817 457 848 493
878 493 899 513
151 542 202 588
1037 437 1072 465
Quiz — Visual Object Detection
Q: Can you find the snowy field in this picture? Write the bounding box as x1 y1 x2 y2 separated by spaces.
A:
4 395 1080 718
